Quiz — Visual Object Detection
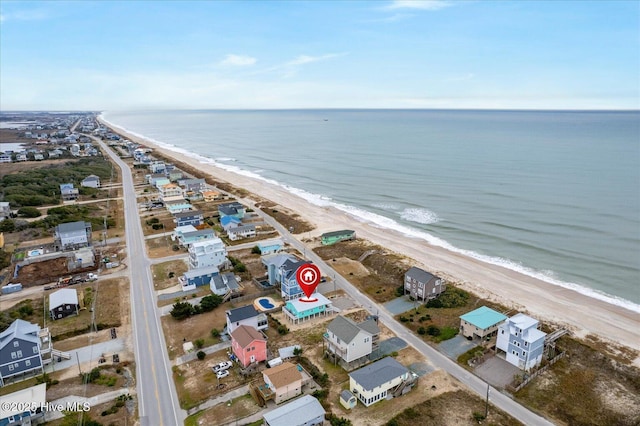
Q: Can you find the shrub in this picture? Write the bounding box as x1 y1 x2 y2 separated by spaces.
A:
399 316 409 323
426 325 441 336
170 301 195 320
17 207 41 218
200 294 222 312
197 351 206 360
146 217 160 225
277 325 289 335
425 287 469 309
472 412 486 422
194 339 205 349
210 328 220 338
251 245 261 254
151 223 164 230
417 327 426 335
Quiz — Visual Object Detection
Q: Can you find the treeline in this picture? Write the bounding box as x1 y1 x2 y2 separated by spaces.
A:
0 204 115 233
1 158 113 207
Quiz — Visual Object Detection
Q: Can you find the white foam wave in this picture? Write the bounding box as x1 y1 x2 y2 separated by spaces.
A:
372 202 400 211
401 208 440 225
98 113 640 314
215 157 236 162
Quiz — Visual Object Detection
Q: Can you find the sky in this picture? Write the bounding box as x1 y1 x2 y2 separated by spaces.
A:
0 0 638 111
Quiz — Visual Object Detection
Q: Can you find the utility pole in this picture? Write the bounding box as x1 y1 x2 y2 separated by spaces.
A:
485 383 490 418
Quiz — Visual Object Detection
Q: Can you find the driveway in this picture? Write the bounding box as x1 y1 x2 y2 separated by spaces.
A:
474 355 521 389
46 339 125 373
439 335 478 360
383 296 420 315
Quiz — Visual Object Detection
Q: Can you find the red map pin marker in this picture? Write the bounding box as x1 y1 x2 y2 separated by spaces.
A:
296 263 321 302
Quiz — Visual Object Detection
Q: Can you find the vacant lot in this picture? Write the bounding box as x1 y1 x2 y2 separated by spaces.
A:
185 393 260 426
152 259 188 290
162 306 228 359
147 235 184 258
255 201 315 234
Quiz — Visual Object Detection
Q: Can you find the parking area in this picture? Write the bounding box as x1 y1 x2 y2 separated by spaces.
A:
331 295 358 311
408 362 436 377
370 337 408 360
438 335 478 360
474 355 521 389
383 296 419 315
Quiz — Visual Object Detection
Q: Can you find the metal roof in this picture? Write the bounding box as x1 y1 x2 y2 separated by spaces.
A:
0 319 40 350
49 288 79 310
459 306 507 329
349 357 408 391
262 395 325 426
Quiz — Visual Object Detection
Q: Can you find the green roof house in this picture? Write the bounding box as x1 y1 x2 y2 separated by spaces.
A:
320 230 356 245
459 306 507 340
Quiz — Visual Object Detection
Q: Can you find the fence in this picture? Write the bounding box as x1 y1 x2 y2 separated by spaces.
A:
510 351 566 392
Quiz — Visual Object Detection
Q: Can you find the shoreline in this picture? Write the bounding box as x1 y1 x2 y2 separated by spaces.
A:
97 116 640 359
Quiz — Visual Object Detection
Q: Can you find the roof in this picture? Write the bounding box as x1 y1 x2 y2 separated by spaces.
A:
230 224 255 232
349 357 408 391
263 362 302 389
460 306 508 329
219 205 240 215
183 229 214 238
262 253 297 269
257 239 284 249
359 318 380 335
49 288 79 310
211 273 239 292
278 345 301 360
0 383 47 418
82 174 100 181
56 221 88 234
321 229 355 238
327 315 378 344
227 304 259 323
220 216 241 226
524 327 547 343
183 265 219 279
340 390 355 401
0 319 40 350
174 210 203 219
509 313 539 330
285 293 332 316
231 325 266 348
405 266 439 283
281 259 308 279
174 225 197 234
262 395 325 425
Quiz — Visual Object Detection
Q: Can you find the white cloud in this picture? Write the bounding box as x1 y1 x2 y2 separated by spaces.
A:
220 54 257 66
1 9 51 22
386 0 453 11
286 53 345 66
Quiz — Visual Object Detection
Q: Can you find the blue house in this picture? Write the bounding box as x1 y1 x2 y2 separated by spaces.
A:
496 313 546 371
0 320 46 386
257 239 284 255
282 293 333 325
178 229 215 246
218 202 245 220
220 216 241 231
279 259 310 300
262 254 297 286
174 210 204 227
179 265 219 291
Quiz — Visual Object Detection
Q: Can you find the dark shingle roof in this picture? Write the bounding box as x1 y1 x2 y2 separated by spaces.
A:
227 305 258 322
405 266 439 283
349 357 408 391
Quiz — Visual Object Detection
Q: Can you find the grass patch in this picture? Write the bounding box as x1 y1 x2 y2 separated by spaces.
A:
152 259 188 290
94 279 123 330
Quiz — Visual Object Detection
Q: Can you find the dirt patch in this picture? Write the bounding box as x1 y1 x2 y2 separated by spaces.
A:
17 256 98 288
255 202 315 234
94 278 124 330
152 259 188 290
330 257 370 278
162 307 228 359
187 393 260 426
147 236 185 258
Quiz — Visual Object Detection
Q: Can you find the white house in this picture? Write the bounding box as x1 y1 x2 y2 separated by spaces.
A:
262 395 325 426
324 315 380 365
349 357 416 407
226 305 268 335
210 273 240 297
188 238 227 269
227 224 256 241
496 313 547 371
54 221 92 251
81 174 101 188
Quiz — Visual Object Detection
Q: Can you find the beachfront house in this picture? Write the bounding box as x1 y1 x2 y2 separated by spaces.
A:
54 221 92 251
149 161 166 174
324 315 380 367
169 170 183 182
48 289 80 320
81 174 101 188
459 306 508 341
227 224 256 241
262 362 303 404
226 305 268 335
203 190 223 201
404 267 445 302
262 395 325 426
218 202 245 220
496 313 547 371
320 230 356 245
178 178 206 193
210 273 240 297
174 210 204 228
0 319 50 386
159 183 183 200
0 383 47 424
59 183 79 201
282 294 333 325
230 325 268 368
179 266 219 291
349 357 416 407
279 259 311 300
257 239 284 255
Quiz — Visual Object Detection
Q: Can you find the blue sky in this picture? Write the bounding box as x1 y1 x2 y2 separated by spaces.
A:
1 0 638 110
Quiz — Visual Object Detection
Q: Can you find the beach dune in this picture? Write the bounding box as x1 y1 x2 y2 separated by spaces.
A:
100 118 640 362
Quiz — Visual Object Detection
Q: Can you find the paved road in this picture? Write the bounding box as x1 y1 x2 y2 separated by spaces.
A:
98 139 185 426
241 197 556 426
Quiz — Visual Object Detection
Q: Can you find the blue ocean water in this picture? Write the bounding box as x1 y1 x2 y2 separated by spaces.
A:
101 109 640 310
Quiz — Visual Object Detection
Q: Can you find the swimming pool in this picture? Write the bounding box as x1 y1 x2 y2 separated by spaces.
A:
257 298 275 309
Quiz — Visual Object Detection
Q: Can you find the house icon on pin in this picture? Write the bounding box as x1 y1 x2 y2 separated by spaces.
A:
303 270 314 282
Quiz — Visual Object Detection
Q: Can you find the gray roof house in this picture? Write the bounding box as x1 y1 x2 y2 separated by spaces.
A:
81 174 101 188
0 383 46 424
0 320 47 386
59 183 79 201
263 395 325 426
210 273 240 297
0 201 10 220
404 266 445 302
324 315 380 367
349 357 416 407
49 288 80 320
54 221 92 251
226 304 268 335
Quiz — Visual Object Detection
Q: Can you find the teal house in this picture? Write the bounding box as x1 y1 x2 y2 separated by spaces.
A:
459 306 507 340
320 230 356 245
282 293 333 325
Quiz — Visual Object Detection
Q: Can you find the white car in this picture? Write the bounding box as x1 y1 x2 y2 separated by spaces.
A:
216 369 230 379
212 361 233 373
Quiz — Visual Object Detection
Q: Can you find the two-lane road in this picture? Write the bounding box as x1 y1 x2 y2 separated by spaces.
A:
98 139 184 426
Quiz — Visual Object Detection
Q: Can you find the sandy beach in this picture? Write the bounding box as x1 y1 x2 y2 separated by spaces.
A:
100 118 640 361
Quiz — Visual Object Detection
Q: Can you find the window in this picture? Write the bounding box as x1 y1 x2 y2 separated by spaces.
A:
364 338 369 343
522 351 526 357
524 341 528 347
33 346 38 354
16 350 22 357
13 341 19 348
501 330 504 334
246 348 250 352
11 352 16 359
25 360 31 367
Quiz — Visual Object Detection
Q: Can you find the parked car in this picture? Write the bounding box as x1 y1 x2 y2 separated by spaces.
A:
212 361 233 373
216 370 230 379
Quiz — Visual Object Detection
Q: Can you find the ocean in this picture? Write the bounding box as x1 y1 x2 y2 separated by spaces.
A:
101 109 640 311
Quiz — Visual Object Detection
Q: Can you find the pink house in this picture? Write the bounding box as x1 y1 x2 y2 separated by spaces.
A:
231 325 268 368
